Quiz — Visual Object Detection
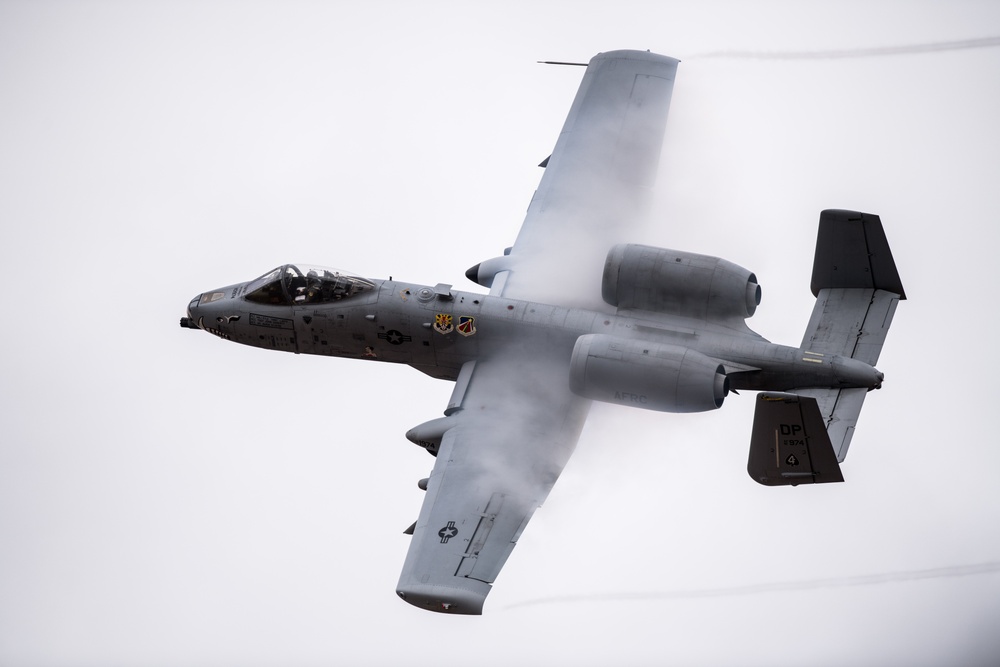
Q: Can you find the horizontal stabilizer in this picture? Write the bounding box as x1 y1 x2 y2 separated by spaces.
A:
801 288 901 365
811 210 906 299
791 387 867 462
797 291 896 459
748 392 845 486
797 210 905 461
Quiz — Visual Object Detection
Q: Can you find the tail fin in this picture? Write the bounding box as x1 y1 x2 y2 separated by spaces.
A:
748 392 844 486
809 209 906 302
795 210 906 462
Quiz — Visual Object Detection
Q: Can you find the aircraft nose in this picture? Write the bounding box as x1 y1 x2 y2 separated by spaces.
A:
180 294 204 329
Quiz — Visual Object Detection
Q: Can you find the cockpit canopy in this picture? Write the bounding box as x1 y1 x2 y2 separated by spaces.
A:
244 265 375 306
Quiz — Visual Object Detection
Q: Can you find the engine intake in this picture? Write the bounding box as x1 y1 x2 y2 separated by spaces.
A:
465 254 514 288
569 334 728 413
602 244 760 320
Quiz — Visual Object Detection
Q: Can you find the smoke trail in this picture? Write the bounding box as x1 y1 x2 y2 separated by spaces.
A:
504 561 1000 610
688 36 1000 60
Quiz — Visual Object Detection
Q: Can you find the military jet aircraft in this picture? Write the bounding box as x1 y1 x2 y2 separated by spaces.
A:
181 50 905 615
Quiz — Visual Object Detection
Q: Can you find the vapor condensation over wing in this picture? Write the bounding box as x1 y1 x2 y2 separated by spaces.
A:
500 51 680 310
396 348 591 613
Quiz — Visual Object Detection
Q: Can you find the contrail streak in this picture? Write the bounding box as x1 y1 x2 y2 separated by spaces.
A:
504 561 1000 610
688 36 1000 60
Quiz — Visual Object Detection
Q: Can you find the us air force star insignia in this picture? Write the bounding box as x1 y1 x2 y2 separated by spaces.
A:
438 521 458 543
378 329 412 345
457 316 477 337
433 313 454 335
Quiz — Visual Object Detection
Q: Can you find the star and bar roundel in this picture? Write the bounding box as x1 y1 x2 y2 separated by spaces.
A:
377 329 412 345
438 521 458 543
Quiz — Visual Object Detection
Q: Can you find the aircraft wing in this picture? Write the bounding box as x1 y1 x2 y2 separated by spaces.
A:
396 351 589 614
490 50 680 307
397 50 678 614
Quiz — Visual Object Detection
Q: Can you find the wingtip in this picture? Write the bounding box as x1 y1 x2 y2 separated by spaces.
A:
396 583 487 615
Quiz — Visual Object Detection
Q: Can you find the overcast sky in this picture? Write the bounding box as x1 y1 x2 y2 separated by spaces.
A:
3 1 1000 665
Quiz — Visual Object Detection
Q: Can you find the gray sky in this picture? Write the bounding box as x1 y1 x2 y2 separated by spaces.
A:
2 1 1000 665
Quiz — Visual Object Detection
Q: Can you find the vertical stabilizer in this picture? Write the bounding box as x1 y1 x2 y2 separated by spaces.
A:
810 209 906 300
748 392 844 486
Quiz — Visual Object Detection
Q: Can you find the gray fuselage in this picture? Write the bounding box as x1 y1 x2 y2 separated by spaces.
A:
185 275 882 397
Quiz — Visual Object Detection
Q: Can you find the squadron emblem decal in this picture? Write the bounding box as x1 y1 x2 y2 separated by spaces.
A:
438 521 458 543
457 316 477 337
433 313 454 334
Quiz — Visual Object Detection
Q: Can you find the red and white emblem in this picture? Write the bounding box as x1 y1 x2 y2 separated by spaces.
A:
457 316 477 337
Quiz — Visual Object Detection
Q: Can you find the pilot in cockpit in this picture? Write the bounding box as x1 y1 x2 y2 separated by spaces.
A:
305 269 323 303
289 272 308 302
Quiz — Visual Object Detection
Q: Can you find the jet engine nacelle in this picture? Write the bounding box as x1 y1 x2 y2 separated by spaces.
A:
569 334 728 413
602 244 761 320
